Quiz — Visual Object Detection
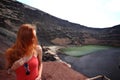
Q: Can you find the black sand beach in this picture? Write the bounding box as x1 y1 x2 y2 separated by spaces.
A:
58 48 120 80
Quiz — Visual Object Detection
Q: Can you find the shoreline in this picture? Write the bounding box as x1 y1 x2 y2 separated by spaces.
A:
57 48 120 80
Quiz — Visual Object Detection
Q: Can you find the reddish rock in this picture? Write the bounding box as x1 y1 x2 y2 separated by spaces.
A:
0 62 87 80
0 70 15 80
42 62 87 80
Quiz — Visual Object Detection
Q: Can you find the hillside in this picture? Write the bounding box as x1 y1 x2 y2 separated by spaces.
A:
0 0 120 54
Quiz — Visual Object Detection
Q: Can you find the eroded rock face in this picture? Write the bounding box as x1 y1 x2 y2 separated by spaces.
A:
51 38 72 45
0 0 120 53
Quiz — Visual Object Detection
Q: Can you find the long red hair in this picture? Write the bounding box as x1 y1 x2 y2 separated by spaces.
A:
5 24 38 68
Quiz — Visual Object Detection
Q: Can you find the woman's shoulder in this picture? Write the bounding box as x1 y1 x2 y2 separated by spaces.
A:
36 45 42 51
35 45 42 56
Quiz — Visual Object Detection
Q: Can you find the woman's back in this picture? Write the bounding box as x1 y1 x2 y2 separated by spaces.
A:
5 24 42 80
15 56 38 80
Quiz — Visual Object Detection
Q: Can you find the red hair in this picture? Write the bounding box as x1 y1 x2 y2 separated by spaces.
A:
5 24 38 68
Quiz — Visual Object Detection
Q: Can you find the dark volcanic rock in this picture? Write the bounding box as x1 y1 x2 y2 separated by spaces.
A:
0 0 120 53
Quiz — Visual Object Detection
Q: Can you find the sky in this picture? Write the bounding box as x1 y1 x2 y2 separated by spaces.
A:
17 0 120 28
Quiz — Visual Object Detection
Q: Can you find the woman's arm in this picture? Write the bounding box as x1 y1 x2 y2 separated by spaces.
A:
35 45 43 80
11 58 25 70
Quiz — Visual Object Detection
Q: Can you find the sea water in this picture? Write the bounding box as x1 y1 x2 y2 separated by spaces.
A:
61 45 111 57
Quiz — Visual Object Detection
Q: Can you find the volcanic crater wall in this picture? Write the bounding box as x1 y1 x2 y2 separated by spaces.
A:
0 0 120 53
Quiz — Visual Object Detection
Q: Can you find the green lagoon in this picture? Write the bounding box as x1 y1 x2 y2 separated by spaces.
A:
61 45 111 57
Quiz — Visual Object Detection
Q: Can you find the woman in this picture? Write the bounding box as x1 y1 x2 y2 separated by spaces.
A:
5 24 42 80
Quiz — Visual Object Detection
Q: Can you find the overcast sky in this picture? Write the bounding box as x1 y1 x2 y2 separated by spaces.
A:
17 0 120 28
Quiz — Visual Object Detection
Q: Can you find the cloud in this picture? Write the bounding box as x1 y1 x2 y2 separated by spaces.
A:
105 0 120 12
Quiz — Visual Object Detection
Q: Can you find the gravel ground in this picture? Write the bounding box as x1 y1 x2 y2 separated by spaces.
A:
58 48 120 80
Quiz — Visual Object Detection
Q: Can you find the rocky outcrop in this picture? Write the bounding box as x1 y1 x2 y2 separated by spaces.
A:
42 46 57 62
51 38 72 45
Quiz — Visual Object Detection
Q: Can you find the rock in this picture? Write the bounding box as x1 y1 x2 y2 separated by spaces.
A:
51 38 72 45
42 62 87 80
0 53 6 69
0 70 15 80
42 52 56 62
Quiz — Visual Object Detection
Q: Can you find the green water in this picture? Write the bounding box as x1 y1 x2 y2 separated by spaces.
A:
61 45 111 57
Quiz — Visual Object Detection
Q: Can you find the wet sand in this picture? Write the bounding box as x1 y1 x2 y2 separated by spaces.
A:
58 48 120 80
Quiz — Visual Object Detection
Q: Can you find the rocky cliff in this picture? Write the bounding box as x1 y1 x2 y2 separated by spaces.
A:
0 0 120 54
